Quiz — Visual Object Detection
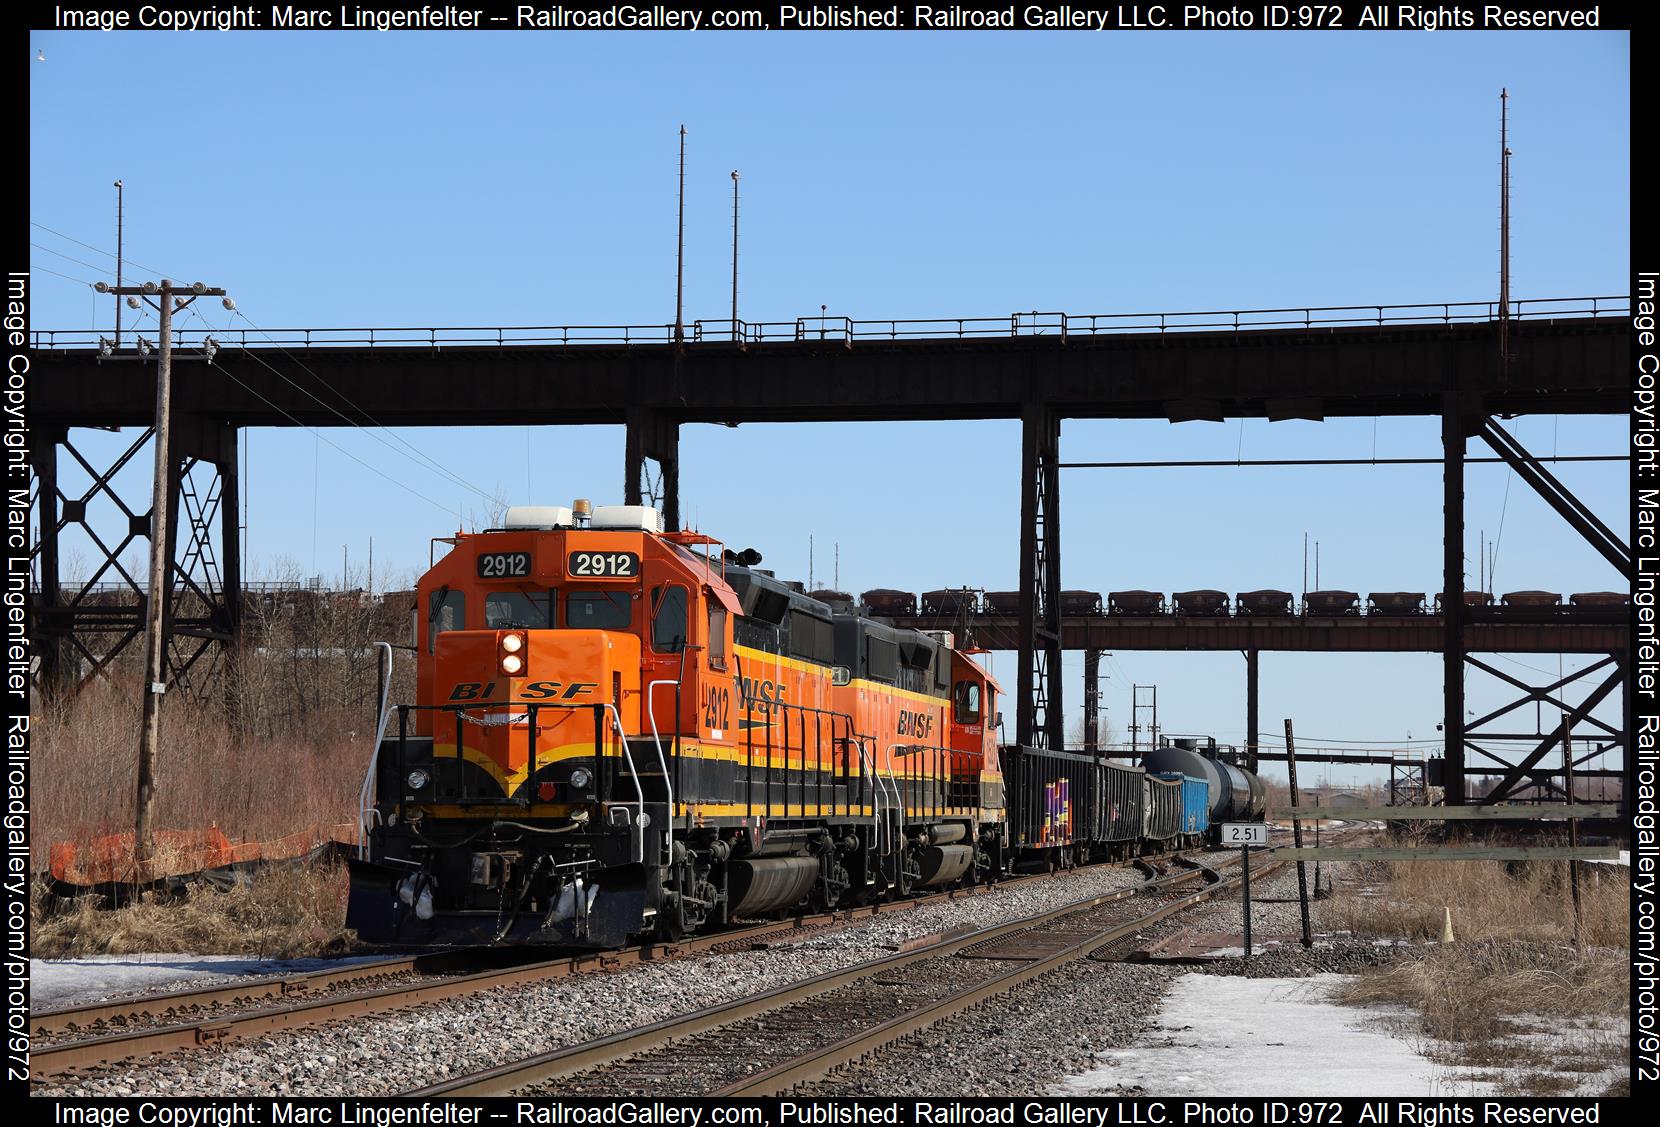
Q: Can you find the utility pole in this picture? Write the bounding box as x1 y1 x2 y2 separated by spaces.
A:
730 169 740 341
95 277 231 868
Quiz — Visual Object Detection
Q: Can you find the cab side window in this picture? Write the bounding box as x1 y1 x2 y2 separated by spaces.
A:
651 585 688 653
707 604 728 670
428 589 465 653
953 681 982 724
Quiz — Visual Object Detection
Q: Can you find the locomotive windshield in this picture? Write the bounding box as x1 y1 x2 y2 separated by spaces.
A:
484 590 552 629
566 590 631 628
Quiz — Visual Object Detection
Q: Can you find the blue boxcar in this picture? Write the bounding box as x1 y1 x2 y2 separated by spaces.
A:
1155 772 1210 838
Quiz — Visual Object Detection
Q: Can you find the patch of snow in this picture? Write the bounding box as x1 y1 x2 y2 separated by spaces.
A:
1055 973 1497 1097
1586 851 1629 867
30 954 387 1010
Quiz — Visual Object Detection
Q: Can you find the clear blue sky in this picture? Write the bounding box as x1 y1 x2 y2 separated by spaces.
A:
28 30 1630 785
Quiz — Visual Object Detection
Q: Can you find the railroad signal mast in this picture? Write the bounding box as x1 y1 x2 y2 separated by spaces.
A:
94 276 233 866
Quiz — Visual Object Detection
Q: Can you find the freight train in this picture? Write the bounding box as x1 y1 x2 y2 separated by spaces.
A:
347 503 1266 950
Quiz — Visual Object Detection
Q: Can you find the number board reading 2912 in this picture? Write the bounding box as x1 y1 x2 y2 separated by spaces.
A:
477 551 531 579
568 551 639 578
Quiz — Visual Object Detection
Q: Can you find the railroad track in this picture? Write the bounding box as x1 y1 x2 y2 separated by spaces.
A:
407 853 1240 1097
33 850 1203 1079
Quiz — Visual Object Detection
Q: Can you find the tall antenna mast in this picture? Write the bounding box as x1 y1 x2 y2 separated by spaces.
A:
1499 88 1511 383
113 180 124 349
730 169 740 341
674 125 686 350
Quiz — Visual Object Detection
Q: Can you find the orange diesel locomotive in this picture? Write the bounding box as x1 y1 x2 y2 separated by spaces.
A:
348 502 1007 948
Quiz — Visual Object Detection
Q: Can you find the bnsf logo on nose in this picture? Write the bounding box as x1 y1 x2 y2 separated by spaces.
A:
449 681 596 701
897 710 933 739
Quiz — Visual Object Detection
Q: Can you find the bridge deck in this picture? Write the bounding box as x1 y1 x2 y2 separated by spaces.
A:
31 309 1629 428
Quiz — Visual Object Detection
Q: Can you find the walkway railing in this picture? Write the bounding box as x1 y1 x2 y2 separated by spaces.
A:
28 295 1628 352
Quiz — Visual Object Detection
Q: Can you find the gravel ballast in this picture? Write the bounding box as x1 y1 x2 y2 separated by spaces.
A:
36 860 1156 1096
800 854 1412 1095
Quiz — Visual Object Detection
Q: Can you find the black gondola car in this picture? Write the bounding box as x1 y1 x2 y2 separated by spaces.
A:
1304 590 1360 616
921 588 979 616
1002 746 1146 865
1236 589 1293 616
984 591 1022 615
861 588 917 616
1059 590 1104 615
1109 590 1166 615
1570 591 1629 608
1367 591 1426 615
1172 589 1230 616
1435 591 1494 612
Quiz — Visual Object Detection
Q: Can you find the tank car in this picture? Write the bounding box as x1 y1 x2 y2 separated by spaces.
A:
1141 738 1268 833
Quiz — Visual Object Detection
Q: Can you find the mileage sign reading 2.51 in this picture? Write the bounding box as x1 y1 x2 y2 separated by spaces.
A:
568 551 639 578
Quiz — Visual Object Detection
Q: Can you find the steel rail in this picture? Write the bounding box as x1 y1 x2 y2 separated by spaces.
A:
712 869 1266 1096
31 953 423 1036
405 860 1226 1097
33 853 1195 1077
28 886 993 1077
719 835 1369 1096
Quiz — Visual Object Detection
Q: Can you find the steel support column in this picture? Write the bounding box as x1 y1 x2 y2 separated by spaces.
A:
29 431 67 697
624 407 681 531
29 420 241 699
1245 649 1259 775
1083 648 1101 754
1016 403 1062 750
1442 394 1467 805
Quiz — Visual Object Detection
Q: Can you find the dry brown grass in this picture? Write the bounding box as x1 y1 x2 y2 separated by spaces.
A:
1331 827 1629 1095
31 862 353 960
29 585 413 957
31 673 372 869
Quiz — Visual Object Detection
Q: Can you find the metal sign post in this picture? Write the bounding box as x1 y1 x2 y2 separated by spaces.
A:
1223 822 1268 959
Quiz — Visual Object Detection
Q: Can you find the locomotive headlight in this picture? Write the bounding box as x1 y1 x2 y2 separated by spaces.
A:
500 653 524 675
406 768 430 791
501 633 523 654
568 767 592 790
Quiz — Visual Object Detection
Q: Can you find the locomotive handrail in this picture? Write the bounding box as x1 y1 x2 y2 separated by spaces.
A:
380 700 643 860
644 679 680 866
600 702 647 865
849 735 887 856
357 641 396 859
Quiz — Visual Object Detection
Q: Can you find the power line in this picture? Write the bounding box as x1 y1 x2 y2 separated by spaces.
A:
30 241 113 277
28 263 98 287
169 335 468 521
181 304 498 507
30 220 179 279
219 305 500 506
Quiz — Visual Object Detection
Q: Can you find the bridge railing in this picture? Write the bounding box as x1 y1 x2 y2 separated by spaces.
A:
28 295 1627 352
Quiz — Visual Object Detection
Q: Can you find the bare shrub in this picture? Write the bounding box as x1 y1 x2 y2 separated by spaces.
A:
32 863 352 960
